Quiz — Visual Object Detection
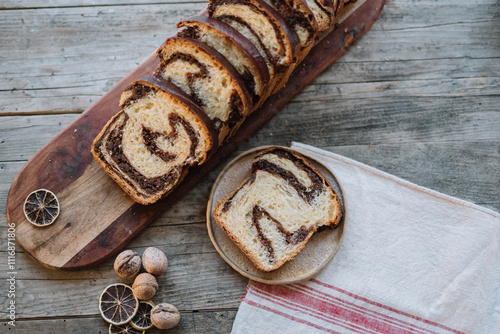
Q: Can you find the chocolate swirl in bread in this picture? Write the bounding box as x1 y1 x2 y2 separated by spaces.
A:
261 0 319 92
177 16 270 109
91 76 218 205
208 0 300 95
156 37 253 143
304 0 335 32
213 147 342 271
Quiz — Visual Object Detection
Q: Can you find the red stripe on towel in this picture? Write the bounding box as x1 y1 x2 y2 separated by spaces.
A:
243 281 464 334
292 283 437 334
245 299 343 334
310 279 465 334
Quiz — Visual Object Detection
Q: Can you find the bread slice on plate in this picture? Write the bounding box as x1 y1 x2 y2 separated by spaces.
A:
92 76 218 205
213 147 342 271
177 16 270 109
156 36 253 143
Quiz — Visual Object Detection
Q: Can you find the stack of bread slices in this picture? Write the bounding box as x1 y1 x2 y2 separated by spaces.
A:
92 0 352 205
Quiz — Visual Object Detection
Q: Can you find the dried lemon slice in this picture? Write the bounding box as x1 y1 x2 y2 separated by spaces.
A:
130 300 155 331
23 189 60 227
109 323 144 334
99 283 139 326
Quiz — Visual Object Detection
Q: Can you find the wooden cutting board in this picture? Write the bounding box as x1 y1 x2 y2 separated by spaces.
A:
6 0 384 270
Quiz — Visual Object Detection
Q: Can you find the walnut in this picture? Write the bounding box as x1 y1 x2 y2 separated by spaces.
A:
132 273 158 300
142 247 168 276
150 303 180 329
114 250 141 281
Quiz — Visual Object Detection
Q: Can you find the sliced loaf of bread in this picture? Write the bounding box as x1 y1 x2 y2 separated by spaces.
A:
213 147 342 271
155 37 253 143
177 16 270 109
92 76 218 205
208 0 300 96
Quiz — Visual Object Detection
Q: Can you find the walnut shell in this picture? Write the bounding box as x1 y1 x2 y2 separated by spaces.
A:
151 303 180 329
142 247 168 276
114 250 141 281
132 273 158 300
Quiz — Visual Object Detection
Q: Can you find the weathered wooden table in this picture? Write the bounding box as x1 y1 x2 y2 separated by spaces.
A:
1 0 499 332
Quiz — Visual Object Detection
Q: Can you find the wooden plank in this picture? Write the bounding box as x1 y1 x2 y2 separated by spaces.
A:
0 254 246 318
3 94 499 163
1 0 206 8
1 93 499 221
1 90 498 163
1 0 499 114
0 115 78 162
0 3 204 114
0 224 247 318
1 311 236 333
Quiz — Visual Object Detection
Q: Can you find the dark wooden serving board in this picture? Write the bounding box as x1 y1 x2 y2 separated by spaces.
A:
6 0 384 270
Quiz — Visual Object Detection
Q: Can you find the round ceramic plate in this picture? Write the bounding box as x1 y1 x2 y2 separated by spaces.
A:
206 146 347 284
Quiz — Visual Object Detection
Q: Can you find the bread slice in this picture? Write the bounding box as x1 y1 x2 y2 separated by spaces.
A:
208 0 300 96
92 76 218 205
213 147 342 271
261 0 319 93
304 0 353 33
155 37 253 143
177 16 270 109
303 0 335 32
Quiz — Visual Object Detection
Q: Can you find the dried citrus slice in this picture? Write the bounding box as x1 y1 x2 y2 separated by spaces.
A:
23 189 60 226
99 283 139 326
130 300 155 331
109 323 144 334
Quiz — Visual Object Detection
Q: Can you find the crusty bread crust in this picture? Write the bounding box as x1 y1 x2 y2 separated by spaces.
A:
208 0 300 96
264 0 319 93
91 76 218 205
213 147 342 271
177 16 270 110
156 36 253 144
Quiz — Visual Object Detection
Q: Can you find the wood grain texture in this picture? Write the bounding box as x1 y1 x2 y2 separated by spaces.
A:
6 0 384 271
3 311 236 334
1 0 499 332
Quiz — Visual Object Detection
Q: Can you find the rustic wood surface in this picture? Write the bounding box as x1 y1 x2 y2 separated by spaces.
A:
4 0 381 271
1 0 499 332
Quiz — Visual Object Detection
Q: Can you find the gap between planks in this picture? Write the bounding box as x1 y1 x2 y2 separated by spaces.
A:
0 110 83 117
0 307 238 322
0 2 207 11
0 307 239 322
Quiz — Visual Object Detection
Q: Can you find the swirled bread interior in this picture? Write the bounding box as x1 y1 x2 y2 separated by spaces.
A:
213 147 342 271
92 76 217 205
208 0 300 94
156 37 252 143
177 17 270 108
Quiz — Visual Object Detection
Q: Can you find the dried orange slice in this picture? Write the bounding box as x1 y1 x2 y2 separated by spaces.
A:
130 300 155 331
99 283 139 326
109 323 144 334
23 189 60 226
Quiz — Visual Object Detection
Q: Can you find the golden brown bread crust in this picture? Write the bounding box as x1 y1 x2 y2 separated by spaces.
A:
91 76 218 205
208 0 300 96
177 16 270 108
156 36 253 144
213 147 342 271
264 0 319 93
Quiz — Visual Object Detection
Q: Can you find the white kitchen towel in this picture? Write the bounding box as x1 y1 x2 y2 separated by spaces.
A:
231 142 500 334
